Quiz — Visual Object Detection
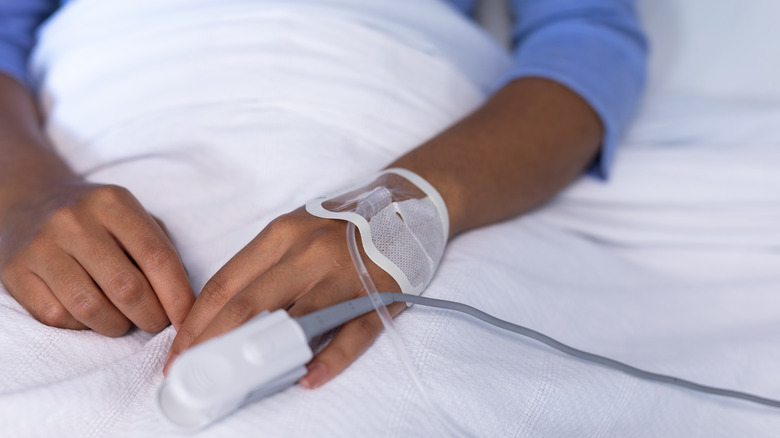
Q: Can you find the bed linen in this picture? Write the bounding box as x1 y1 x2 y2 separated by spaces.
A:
1 0 779 436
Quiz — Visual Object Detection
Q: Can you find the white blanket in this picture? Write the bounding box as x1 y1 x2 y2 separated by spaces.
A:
2 0 779 436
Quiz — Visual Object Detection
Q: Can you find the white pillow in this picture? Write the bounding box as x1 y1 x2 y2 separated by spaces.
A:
639 0 780 100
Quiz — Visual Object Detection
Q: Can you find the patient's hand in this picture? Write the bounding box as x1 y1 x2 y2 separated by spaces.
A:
0 74 195 337
165 77 607 388
165 207 405 389
0 182 195 337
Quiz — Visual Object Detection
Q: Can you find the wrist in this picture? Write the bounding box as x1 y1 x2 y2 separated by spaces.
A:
0 74 82 220
0 151 81 220
384 162 469 238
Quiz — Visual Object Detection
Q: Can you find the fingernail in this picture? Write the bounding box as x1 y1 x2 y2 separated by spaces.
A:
163 352 178 376
300 363 327 390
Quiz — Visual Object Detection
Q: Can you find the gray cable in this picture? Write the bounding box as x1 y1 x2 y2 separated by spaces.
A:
394 293 780 409
295 292 780 410
295 292 394 342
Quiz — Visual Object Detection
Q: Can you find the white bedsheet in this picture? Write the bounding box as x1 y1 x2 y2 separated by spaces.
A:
1 0 779 436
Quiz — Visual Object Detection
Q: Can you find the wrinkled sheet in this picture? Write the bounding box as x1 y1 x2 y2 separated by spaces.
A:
1 0 779 436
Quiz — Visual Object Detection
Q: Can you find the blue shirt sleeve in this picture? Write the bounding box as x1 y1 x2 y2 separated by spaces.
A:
500 0 648 178
0 0 60 88
4 0 645 179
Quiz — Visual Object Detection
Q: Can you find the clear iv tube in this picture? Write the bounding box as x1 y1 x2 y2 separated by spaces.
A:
345 222 471 437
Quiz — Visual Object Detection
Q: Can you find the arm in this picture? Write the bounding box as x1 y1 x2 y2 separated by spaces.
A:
400 0 648 234
503 0 648 178
0 1 195 335
391 77 602 238
166 0 647 388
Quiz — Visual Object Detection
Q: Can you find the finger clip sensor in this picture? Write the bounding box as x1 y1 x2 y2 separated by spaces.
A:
157 310 312 430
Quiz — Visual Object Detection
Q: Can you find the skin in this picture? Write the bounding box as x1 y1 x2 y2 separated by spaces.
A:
0 73 195 336
164 76 603 388
0 69 601 389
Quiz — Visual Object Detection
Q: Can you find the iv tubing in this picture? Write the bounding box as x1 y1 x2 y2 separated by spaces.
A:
345 222 473 437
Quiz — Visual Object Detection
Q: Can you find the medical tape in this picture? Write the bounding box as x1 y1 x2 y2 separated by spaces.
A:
305 168 449 295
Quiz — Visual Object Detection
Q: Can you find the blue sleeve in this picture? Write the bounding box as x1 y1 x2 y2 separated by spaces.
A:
0 0 60 88
501 0 648 179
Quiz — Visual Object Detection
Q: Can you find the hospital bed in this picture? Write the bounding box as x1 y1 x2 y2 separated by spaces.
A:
1 0 779 436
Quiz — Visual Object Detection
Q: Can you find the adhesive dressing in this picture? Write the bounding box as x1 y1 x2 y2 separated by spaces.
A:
305 168 449 295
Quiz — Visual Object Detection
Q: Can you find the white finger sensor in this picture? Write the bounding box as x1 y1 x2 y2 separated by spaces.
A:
157 310 312 430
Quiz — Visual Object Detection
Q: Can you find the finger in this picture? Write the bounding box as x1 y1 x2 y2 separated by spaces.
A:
39 253 131 337
166 211 351 375
163 219 319 360
153 216 190 277
189 217 300 325
165 223 300 372
99 191 194 329
299 301 406 389
165 263 306 375
286 278 362 319
70 228 169 333
195 259 325 346
3 268 86 330
152 216 171 238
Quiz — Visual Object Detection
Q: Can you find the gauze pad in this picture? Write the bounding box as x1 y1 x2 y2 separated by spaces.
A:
305 168 448 295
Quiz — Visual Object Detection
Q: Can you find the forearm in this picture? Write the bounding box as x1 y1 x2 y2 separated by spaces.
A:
0 73 77 219
389 77 603 237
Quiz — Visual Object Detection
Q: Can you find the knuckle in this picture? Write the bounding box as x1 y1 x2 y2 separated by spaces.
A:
49 206 80 228
143 316 170 334
140 243 174 271
267 212 311 236
92 184 130 204
69 291 104 321
26 235 58 262
46 208 91 240
36 303 72 327
107 271 145 305
266 216 294 236
173 325 198 351
27 233 49 251
200 276 233 308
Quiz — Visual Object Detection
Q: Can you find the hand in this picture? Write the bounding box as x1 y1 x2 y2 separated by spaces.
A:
164 207 405 389
0 181 195 337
